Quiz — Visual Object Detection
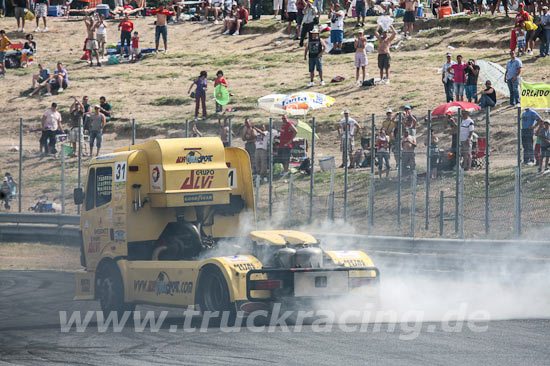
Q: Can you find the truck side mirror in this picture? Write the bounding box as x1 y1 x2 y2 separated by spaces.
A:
74 188 84 205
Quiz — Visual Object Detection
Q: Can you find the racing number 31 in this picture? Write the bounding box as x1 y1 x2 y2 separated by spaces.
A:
114 162 127 182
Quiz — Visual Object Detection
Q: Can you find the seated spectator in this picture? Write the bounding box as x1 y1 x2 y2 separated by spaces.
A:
21 34 36 68
30 63 51 96
44 62 68 96
99 96 113 121
203 0 223 24
222 2 248 36
477 80 496 109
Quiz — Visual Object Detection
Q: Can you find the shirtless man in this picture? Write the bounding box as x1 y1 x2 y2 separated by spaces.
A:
151 4 175 53
403 0 417 39
354 29 368 86
218 118 232 147
374 24 396 83
84 16 101 67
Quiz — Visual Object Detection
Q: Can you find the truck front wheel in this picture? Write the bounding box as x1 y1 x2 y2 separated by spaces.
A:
97 262 136 318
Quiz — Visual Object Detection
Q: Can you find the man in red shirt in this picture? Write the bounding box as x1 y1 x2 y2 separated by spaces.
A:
118 14 134 57
279 115 297 177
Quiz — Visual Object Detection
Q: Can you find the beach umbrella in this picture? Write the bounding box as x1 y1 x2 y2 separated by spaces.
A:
279 92 336 116
295 120 320 141
432 101 481 116
257 94 287 114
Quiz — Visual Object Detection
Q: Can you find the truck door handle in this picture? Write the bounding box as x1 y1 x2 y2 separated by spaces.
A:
110 228 114 241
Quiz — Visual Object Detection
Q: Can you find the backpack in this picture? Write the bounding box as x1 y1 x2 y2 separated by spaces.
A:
362 78 375 87
5 54 21 69
366 7 377 16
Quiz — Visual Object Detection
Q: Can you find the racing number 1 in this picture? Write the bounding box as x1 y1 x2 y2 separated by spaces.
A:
228 168 237 188
115 162 127 182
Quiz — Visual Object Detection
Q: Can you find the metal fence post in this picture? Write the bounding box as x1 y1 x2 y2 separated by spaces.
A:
369 114 375 230
61 145 65 214
329 168 335 221
269 118 273 219
309 117 315 224
439 190 444 236
411 170 417 237
255 175 260 218
288 173 294 224
455 108 462 233
228 117 233 147
343 115 349 222
18 118 23 213
185 119 189 138
397 113 402 228
77 116 82 215
425 110 432 230
131 118 136 145
459 167 464 239
485 107 490 235
516 107 522 236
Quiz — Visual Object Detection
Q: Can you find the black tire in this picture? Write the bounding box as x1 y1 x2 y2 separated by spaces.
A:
197 266 234 313
97 261 135 318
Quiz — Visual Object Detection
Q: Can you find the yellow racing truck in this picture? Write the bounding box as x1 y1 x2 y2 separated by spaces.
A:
73 137 379 315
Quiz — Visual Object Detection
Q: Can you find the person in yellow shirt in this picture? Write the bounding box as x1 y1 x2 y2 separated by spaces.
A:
0 30 12 78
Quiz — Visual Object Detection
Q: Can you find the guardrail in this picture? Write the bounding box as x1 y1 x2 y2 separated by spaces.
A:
0 213 80 245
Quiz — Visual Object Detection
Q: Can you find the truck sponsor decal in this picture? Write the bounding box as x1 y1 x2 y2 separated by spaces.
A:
330 250 362 259
150 165 163 192
176 150 213 164
88 236 101 253
234 263 256 271
133 272 193 296
223 255 252 263
183 194 213 203
342 259 367 268
180 170 214 190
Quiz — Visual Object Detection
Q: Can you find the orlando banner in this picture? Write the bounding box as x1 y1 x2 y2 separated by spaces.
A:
520 81 550 109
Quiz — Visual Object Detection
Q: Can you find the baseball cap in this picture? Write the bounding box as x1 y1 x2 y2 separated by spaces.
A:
519 3 524 7
446 111 453 115
94 105 101 108
544 120 550 125
342 110 351 114
404 105 411 110
386 108 392 113
446 52 452 57
311 27 320 33
543 5 548 9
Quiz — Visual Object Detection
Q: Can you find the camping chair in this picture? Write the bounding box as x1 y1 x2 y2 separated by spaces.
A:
471 137 486 169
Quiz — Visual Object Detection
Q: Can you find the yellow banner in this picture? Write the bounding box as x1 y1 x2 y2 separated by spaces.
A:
520 81 550 109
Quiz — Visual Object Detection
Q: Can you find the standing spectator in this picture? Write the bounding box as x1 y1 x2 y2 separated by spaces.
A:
12 0 30 32
34 0 49 32
242 119 257 173
442 52 455 103
338 110 361 168
254 124 268 181
68 97 86 157
89 105 106 157
354 29 368 86
299 0 317 47
540 6 550 57
286 0 298 39
30 63 50 95
0 0 4 18
355 0 366 27
447 54 467 102
382 108 398 165
214 70 228 113
273 0 283 19
251 0 262 19
425 130 439 180
521 107 543 165
118 14 133 58
219 118 231 147
99 96 112 121
279 115 298 177
464 59 480 103
304 27 326 87
538 121 550 173
0 30 11 79
374 24 397 83
401 129 417 175
152 4 175 53
130 31 139 62
477 80 496 108
296 0 305 40
460 110 474 171
84 16 101 67
515 4 535 54
191 123 202 137
402 105 418 136
313 0 322 13
403 0 417 39
376 128 390 179
504 50 522 106
329 2 345 53
515 24 526 56
188 70 208 120
96 15 107 58
41 103 64 156
45 62 68 96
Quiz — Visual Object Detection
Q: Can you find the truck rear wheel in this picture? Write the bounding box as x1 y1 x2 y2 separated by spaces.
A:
197 266 234 314
97 262 135 318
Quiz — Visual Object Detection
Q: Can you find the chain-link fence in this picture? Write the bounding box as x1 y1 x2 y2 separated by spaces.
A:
3 108 549 239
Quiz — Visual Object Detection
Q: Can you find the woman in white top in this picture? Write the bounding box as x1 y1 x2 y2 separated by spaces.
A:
96 15 107 57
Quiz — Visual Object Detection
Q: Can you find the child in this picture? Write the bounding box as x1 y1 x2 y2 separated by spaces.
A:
214 70 228 113
0 30 11 78
515 25 526 56
131 31 139 62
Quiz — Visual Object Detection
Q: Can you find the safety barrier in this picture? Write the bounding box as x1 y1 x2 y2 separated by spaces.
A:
0 213 80 245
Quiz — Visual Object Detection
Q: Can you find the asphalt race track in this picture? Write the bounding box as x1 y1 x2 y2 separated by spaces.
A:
1 270 549 365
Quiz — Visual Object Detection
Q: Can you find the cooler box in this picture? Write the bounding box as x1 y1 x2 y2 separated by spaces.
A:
417 4 423 17
438 5 452 18
96 4 110 18
48 5 61 16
